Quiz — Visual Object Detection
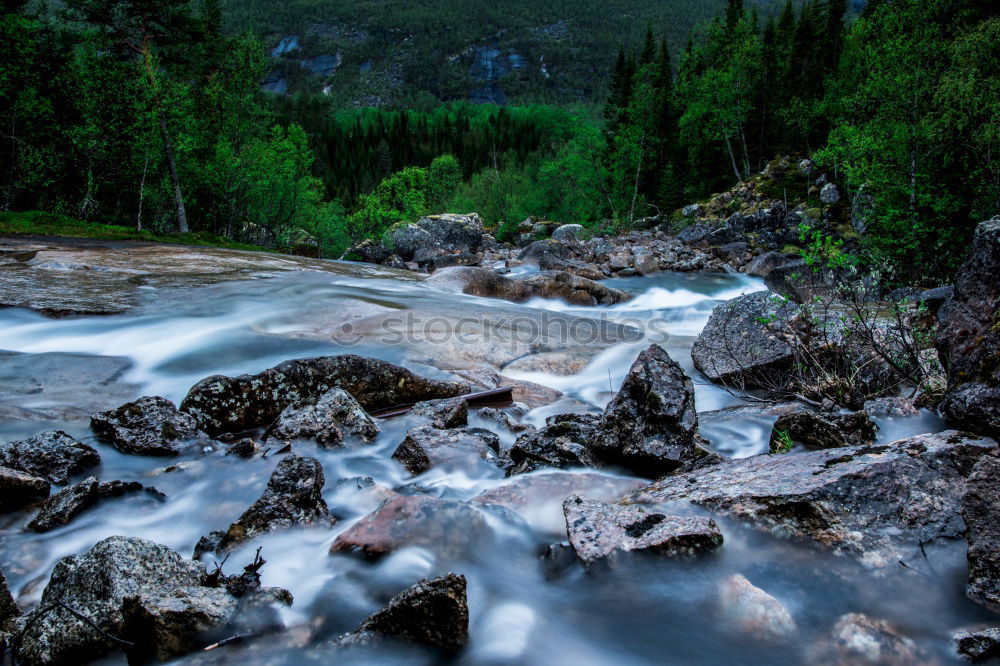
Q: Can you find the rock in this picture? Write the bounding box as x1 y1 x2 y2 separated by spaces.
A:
214 455 331 553
595 344 713 476
383 254 407 269
0 466 50 509
634 254 659 275
27 476 99 532
180 355 469 437
264 388 379 447
472 407 534 435
385 224 438 262
851 185 875 234
330 495 491 558
0 430 100 485
97 480 149 498
538 253 605 280
416 213 486 254
820 182 841 204
623 431 997 567
937 218 1000 439
551 224 584 242
719 574 796 640
764 259 836 303
810 613 920 665
692 291 807 387
746 251 791 278
798 159 816 176
91 396 203 456
963 454 1000 609
226 438 258 458
562 495 723 564
918 285 953 316
608 252 632 270
681 204 703 218
769 410 877 452
430 252 482 271
502 350 595 376
677 223 713 244
953 627 1000 663
1 567 19 630
392 426 503 475
15 536 206 665
863 397 919 417
405 397 468 429
436 267 631 307
340 574 468 654
506 413 602 476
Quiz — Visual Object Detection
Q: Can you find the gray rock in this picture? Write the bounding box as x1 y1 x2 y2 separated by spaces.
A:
634 254 660 275
562 495 722 564
917 285 953 316
0 430 100 485
551 224 585 242
608 252 632 270
0 466 50 509
392 426 503 475
339 574 468 654
677 223 713 244
681 204 703 218
91 396 202 456
937 218 1000 439
764 259 836 303
214 455 331 553
15 536 206 665
538 253 605 280
746 251 791 278
952 627 1000 663
623 431 997 568
719 574 796 640
820 182 841 204
810 613 921 664
406 397 468 429
507 413 602 476
27 476 99 532
264 388 379 447
180 355 469 437
416 213 486 254
437 267 631 307
963 454 1000 609
769 410 877 452
1 567 19 630
798 159 815 176
863 397 919 417
851 185 875 234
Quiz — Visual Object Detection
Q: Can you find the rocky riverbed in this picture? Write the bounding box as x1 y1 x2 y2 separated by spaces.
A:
1 218 999 665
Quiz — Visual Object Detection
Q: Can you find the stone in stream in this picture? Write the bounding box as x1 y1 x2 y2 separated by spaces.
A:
180 355 470 437
405 397 468 429
0 466 50 509
427 266 631 307
212 455 332 554
808 613 922 665
538 252 606 280
337 573 468 654
623 431 997 568
263 387 379 447
768 410 878 452
962 454 1000 609
27 476 99 532
562 495 722 564
506 413 603 476
952 627 1000 663
1 567 19 631
719 574 797 640
0 430 100 485
392 426 504 475
91 396 204 456
330 495 491 559
937 217 1000 439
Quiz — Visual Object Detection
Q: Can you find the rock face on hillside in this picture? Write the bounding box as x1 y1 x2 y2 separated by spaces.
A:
623 431 997 567
180 355 469 436
937 217 1000 439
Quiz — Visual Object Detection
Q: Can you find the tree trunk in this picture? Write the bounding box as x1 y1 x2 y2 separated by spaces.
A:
723 132 742 182
143 39 189 233
136 147 149 231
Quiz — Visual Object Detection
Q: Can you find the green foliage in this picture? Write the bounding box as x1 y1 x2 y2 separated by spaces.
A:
771 429 794 454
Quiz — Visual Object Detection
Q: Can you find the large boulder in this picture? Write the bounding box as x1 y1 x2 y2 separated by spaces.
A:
764 259 837 303
14 536 206 665
429 267 631 307
595 344 713 476
213 455 331 553
746 251 792 278
506 413 602 476
962 454 1000 609
0 466 50 509
937 217 1000 439
27 476 99 532
416 214 486 254
623 431 997 568
952 627 1000 663
538 252 605 280
551 224 584 242
0 430 100 485
768 410 877 452
392 426 503 475
180 355 469 437
338 574 468 654
263 388 379 448
562 495 722 564
91 396 203 456
405 397 468 429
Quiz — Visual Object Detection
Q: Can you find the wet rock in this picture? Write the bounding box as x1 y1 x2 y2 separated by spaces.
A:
595 344 712 476
863 397 919 417
719 574 796 640
538 253 605 280
810 613 921 665
472 407 534 435
746 251 792 278
937 218 1000 439
91 396 202 456
503 350 595 376
27 476 99 532
15 536 206 665
963 454 1000 609
226 438 258 458
430 252 483 271
0 466 50 509
406 397 468 429
506 414 602 476
0 430 100 485
392 426 503 475
338 574 468 654
1 567 19 629
562 495 723 564
180 355 469 437
551 224 584 242
264 388 379 447
624 431 997 567
769 410 877 452
97 479 148 498
214 455 331 553
434 266 631 307
330 495 491 558
952 627 1000 663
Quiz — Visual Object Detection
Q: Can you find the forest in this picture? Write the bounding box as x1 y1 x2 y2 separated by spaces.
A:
1 0 998 282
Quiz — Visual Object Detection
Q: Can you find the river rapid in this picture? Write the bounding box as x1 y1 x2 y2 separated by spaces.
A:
0 258 986 665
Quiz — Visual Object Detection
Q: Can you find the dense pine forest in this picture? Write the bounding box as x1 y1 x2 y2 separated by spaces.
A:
1 0 998 282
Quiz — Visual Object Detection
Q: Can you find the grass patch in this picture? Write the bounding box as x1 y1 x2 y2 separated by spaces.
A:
0 211 267 251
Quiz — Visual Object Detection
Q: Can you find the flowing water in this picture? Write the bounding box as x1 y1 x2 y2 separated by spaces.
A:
0 260 987 665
